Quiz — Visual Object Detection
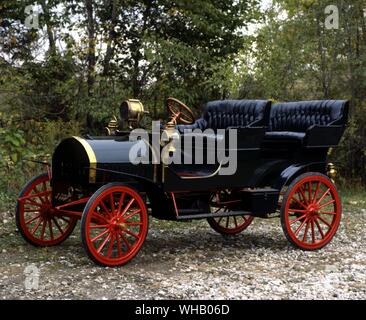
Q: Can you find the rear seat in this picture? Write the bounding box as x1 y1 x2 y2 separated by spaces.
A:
265 100 349 147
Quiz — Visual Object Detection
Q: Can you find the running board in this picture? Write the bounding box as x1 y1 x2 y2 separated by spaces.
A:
176 210 252 221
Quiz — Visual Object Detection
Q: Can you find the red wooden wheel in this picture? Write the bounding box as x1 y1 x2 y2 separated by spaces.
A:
281 172 341 250
207 191 254 235
208 214 254 235
16 173 77 247
81 183 148 267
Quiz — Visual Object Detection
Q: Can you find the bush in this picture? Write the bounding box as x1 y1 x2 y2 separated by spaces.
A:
0 115 81 200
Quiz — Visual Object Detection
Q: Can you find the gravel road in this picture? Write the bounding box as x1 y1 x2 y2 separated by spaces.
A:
0 208 365 300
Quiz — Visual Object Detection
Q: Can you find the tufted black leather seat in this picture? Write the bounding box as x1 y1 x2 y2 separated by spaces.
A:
177 100 271 133
265 100 349 146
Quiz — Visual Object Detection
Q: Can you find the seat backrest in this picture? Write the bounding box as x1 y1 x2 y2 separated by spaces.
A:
268 100 349 132
203 100 271 130
177 99 271 132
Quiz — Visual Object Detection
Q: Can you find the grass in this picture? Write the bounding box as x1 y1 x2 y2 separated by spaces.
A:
339 187 366 212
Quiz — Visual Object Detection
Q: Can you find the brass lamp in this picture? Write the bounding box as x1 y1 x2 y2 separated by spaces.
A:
327 163 337 182
120 99 149 130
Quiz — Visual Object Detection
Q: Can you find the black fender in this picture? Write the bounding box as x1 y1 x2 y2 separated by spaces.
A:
272 162 327 191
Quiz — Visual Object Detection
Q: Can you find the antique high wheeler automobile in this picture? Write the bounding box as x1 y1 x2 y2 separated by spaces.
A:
16 97 349 266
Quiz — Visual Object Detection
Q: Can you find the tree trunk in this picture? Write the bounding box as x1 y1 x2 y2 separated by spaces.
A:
85 0 96 96
103 0 120 76
316 12 329 98
40 0 56 56
130 1 152 97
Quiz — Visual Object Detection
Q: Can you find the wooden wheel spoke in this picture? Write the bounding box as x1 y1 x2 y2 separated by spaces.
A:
318 199 336 210
48 220 54 241
297 186 308 205
125 221 143 226
233 216 238 228
40 219 47 240
314 218 325 239
319 211 337 215
91 228 110 242
302 220 310 242
288 208 307 213
24 208 41 213
52 217 64 235
312 181 321 204
119 198 135 217
91 212 109 224
25 214 41 225
124 229 139 239
116 232 123 257
100 200 112 218
31 218 43 235
316 188 330 205
89 224 109 229
20 191 51 202
109 193 116 216
119 231 132 250
97 233 111 254
59 216 71 223
310 219 315 243
33 187 45 204
23 199 44 208
317 215 332 229
117 192 125 214
107 234 115 258
289 213 307 225
307 182 312 203
294 217 308 237
290 196 308 210
123 209 141 221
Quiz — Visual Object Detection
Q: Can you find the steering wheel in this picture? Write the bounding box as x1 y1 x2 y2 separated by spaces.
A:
166 97 195 125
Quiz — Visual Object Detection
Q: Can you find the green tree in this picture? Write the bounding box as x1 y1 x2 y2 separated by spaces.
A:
242 0 366 185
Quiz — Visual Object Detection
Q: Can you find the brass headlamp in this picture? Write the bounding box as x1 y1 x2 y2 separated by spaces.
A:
120 99 149 130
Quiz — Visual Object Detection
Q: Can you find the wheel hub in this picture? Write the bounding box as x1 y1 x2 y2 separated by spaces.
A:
40 204 53 219
307 204 319 217
118 223 127 231
110 217 127 231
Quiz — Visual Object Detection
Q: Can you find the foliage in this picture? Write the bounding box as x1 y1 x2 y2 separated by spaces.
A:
1 0 366 199
0 0 261 197
238 0 366 186
0 111 81 198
